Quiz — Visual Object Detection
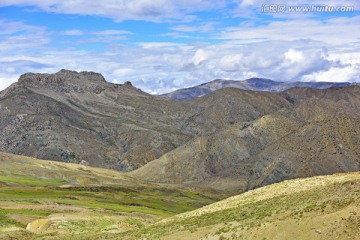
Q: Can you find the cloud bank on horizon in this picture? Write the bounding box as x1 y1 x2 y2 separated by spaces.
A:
0 0 359 94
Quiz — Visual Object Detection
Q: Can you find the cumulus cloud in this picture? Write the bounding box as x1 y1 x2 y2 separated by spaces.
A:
302 66 359 83
272 48 332 80
219 54 243 72
191 49 214 66
1 34 359 94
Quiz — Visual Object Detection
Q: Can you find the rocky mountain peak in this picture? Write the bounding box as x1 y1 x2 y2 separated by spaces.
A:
19 69 106 83
57 69 105 81
124 81 133 87
78 71 106 83
17 69 108 93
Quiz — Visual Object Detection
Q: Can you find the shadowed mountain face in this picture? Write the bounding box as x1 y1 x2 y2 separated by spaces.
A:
1 70 359 192
161 78 355 101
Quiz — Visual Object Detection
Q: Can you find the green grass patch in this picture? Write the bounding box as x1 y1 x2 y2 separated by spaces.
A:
0 208 56 229
0 208 55 217
0 174 67 187
0 213 24 228
0 185 218 218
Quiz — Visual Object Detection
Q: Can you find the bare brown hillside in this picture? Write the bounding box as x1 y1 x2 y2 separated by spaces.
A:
131 86 360 191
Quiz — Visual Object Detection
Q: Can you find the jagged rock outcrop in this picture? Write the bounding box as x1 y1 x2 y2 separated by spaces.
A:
18 70 108 93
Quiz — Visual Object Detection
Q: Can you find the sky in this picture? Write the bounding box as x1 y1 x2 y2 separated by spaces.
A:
0 0 359 94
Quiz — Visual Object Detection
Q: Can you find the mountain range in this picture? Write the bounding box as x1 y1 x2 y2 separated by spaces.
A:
133 86 360 191
161 78 357 101
0 70 359 193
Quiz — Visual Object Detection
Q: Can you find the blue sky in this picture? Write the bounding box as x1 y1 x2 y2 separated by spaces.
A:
0 0 359 94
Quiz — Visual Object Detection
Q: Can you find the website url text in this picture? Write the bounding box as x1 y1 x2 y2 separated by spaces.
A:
262 5 355 13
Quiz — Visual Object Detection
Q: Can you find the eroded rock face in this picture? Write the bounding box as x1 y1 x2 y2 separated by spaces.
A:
124 81 133 87
18 70 107 93
78 71 106 83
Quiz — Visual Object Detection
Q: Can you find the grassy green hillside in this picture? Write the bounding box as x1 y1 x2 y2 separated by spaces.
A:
107 172 360 240
0 152 219 240
1 151 359 240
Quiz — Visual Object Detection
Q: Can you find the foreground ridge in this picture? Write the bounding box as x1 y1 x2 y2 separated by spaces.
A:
112 172 360 240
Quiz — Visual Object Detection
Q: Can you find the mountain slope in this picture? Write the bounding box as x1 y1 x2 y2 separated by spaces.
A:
94 172 360 240
1 70 189 171
0 71 288 171
131 86 360 191
2 70 360 193
0 151 219 239
1 153 358 239
161 78 355 101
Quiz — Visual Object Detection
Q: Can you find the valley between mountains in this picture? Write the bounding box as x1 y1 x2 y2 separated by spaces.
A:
0 70 359 239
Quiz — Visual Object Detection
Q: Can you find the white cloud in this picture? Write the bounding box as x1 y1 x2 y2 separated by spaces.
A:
137 42 184 49
0 19 36 35
171 22 217 33
218 16 360 44
233 0 360 10
61 29 132 36
328 51 360 66
302 66 359 83
2 37 359 94
62 30 84 36
92 30 132 35
284 49 304 63
0 8 359 95
0 76 18 90
113 68 134 76
273 48 332 80
191 49 213 66
0 20 50 52
219 54 243 72
0 0 226 22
